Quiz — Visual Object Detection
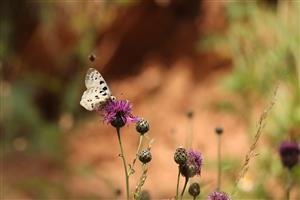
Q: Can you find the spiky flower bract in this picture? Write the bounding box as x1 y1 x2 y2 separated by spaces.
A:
180 149 203 178
101 100 139 128
208 191 230 200
279 141 300 169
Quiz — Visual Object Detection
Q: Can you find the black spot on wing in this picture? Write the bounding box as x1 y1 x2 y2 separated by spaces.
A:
103 86 107 91
100 81 104 84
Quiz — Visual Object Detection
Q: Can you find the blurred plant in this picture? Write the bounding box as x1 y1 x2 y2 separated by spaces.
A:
200 1 300 138
208 191 231 200
139 190 151 200
234 87 276 197
215 127 224 191
186 110 194 148
200 1 299 198
174 147 188 200
173 147 203 200
188 182 201 200
278 141 300 200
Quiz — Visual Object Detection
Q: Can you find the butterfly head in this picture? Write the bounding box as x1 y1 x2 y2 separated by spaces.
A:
110 96 117 101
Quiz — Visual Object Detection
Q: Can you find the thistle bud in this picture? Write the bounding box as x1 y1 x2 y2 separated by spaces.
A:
180 163 197 178
139 149 152 164
140 190 151 200
279 141 300 169
186 110 194 119
215 127 223 135
136 119 149 135
188 183 200 198
174 147 188 165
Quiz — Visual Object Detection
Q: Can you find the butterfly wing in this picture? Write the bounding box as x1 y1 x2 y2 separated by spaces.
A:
80 68 112 111
80 86 111 111
85 68 108 89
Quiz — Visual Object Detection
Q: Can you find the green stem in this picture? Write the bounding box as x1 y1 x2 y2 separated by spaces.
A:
175 166 181 200
132 135 144 169
180 177 189 200
116 127 130 200
286 169 292 200
217 134 221 191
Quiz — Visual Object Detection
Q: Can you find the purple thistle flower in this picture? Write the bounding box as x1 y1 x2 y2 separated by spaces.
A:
279 141 300 169
207 191 231 200
180 149 203 178
188 150 203 175
100 100 139 127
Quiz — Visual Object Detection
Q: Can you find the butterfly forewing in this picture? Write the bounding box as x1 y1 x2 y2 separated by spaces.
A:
80 68 112 111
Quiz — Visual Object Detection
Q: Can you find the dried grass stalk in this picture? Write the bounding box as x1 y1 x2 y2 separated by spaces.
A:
233 86 278 194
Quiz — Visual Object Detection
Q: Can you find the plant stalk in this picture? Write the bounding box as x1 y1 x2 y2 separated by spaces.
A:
286 169 292 200
217 134 221 191
116 127 130 200
180 177 189 200
132 135 144 168
175 166 181 200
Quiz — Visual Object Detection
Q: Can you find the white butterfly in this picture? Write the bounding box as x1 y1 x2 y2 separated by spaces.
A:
80 68 115 111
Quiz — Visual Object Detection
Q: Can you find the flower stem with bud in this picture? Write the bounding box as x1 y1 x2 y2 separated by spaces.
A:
116 127 130 200
215 127 223 191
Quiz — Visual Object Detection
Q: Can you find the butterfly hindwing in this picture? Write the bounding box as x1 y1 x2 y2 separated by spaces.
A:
80 86 111 111
80 68 112 111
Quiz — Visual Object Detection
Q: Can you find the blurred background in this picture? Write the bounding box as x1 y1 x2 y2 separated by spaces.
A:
1 0 299 199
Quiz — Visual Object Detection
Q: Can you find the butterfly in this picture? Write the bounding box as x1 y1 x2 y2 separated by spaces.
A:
80 68 116 111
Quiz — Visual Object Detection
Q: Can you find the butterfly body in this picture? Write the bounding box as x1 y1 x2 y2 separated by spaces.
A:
80 68 115 111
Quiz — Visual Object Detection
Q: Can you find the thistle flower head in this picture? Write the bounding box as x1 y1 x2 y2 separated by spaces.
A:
279 141 300 169
188 150 203 175
101 100 139 128
180 149 203 178
207 191 231 200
